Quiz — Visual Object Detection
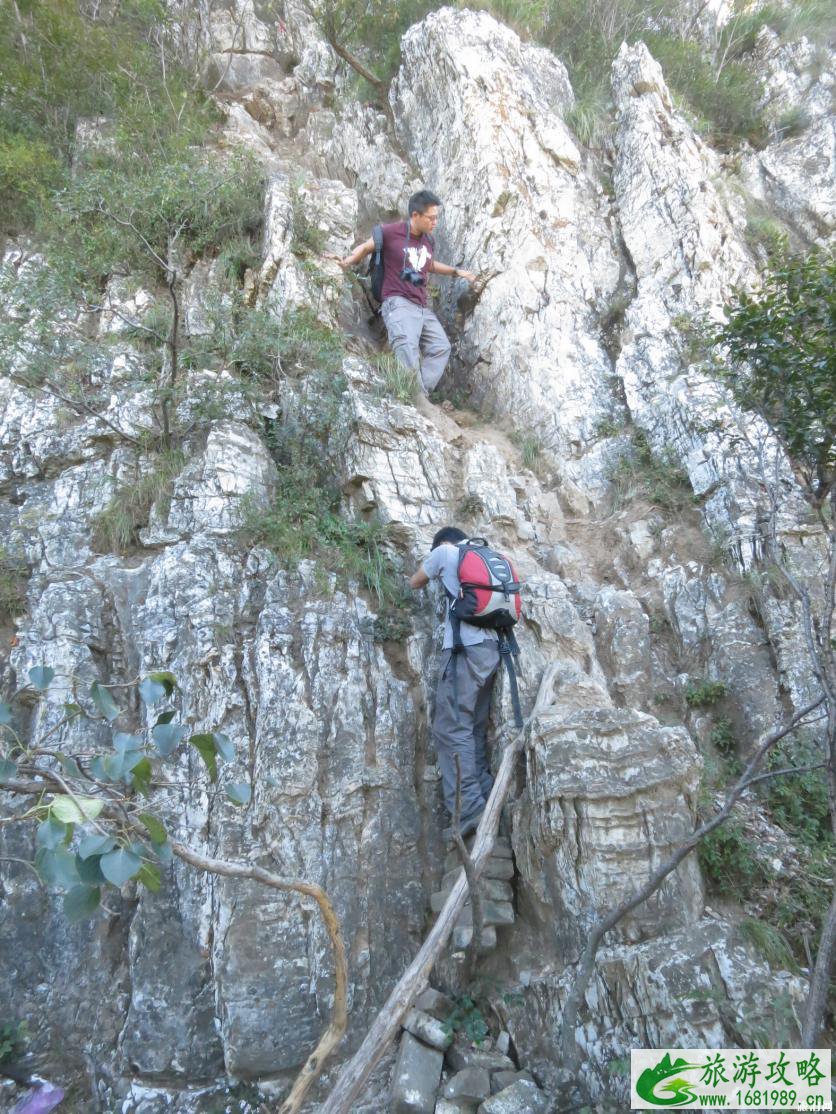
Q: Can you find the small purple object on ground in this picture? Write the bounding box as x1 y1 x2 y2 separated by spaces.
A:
9 1083 65 1113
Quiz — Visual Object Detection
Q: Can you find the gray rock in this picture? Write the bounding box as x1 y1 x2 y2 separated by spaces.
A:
450 924 498 952
403 1008 453 1051
492 1071 534 1094
446 1042 516 1074
478 1079 549 1113
415 987 456 1021
391 1032 445 1114
431 878 514 911
443 1066 492 1103
454 900 515 928
392 7 620 491
441 858 515 886
435 1101 478 1114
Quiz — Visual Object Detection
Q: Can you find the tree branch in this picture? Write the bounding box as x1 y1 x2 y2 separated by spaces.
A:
452 755 484 982
9 373 144 447
558 696 825 1071
320 670 555 1114
0 774 348 1111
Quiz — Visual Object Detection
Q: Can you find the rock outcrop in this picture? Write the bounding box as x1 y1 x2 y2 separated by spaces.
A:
1 2 831 1112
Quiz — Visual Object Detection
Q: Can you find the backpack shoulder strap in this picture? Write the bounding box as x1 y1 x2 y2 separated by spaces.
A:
372 224 383 255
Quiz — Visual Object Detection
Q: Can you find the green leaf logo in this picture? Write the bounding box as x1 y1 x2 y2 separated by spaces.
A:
635 1055 702 1106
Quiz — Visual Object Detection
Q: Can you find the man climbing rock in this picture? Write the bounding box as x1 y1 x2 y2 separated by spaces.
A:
409 526 500 838
338 191 477 408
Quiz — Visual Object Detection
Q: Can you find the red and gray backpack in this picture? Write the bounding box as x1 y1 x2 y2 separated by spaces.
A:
448 538 524 728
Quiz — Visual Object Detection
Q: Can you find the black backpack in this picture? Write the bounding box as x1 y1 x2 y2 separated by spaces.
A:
368 223 436 311
447 538 524 729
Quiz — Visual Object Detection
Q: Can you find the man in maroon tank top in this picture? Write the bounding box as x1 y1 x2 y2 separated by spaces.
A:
339 190 477 402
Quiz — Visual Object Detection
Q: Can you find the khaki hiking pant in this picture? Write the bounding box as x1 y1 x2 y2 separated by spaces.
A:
381 295 452 393
433 641 500 821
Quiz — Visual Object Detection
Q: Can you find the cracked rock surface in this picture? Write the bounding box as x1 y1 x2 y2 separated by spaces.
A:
0 2 830 1111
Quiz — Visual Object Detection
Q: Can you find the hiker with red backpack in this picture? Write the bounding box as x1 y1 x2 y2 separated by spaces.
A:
338 190 477 405
410 527 523 839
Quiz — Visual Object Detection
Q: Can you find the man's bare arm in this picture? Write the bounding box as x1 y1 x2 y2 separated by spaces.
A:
430 260 477 284
409 568 429 589
338 237 375 270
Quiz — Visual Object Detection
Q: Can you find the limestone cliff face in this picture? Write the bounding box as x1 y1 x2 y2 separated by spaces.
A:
1 3 832 1111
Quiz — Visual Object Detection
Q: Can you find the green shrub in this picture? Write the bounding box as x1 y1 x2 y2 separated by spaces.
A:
698 819 769 899
774 106 811 140
607 429 693 512
290 181 327 259
442 992 490 1046
376 353 416 403
763 737 831 849
0 132 63 233
0 547 27 622
46 148 265 292
92 451 185 555
645 34 766 149
243 418 408 612
0 1019 28 1064
685 679 727 707
739 916 798 972
714 249 835 505
0 0 217 235
709 718 735 753
458 493 486 518
216 235 262 286
510 430 544 470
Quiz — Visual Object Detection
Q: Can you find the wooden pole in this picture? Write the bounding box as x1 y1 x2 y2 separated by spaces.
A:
319 667 556 1114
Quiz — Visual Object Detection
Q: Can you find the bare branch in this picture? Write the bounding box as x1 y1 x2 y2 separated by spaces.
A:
8 373 144 446
558 696 825 1071
801 881 836 1048
163 842 348 1114
320 670 555 1114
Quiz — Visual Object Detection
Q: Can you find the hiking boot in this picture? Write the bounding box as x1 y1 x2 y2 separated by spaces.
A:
443 807 485 843
413 390 436 417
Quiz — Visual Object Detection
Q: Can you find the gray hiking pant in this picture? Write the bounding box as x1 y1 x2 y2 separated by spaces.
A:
433 641 500 821
381 295 452 393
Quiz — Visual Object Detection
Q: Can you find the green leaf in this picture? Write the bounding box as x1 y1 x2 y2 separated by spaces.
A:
0 703 13 725
37 816 68 850
139 677 166 705
226 781 251 807
28 666 55 691
35 846 81 890
152 722 187 757
89 756 112 782
64 885 101 922
113 732 143 753
153 839 173 865
189 733 218 782
75 854 106 885
78 833 117 860
55 753 82 779
155 709 176 725
51 794 104 824
0 758 18 779
130 757 152 796
137 861 162 893
100 847 142 887
90 681 120 722
147 671 177 696
213 732 235 762
139 813 166 845
62 702 83 719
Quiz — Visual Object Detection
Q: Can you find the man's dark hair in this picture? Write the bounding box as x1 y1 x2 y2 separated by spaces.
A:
431 526 467 550
409 189 442 215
